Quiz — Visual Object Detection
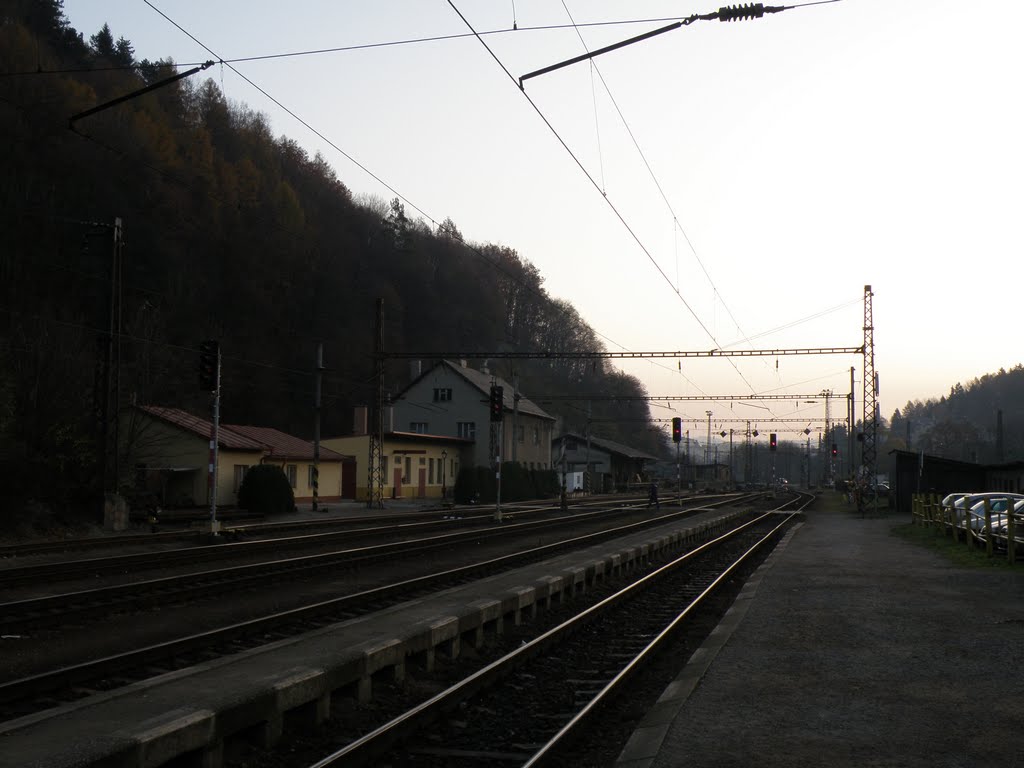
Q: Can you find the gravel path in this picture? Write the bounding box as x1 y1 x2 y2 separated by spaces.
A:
638 499 1024 768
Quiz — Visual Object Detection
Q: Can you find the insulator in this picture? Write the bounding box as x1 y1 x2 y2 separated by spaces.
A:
719 3 765 22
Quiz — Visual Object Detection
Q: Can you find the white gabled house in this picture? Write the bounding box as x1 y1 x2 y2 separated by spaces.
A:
391 360 555 471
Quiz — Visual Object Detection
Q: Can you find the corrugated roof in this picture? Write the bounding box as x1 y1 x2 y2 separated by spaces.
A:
223 425 348 462
441 360 554 421
138 405 266 451
555 432 660 462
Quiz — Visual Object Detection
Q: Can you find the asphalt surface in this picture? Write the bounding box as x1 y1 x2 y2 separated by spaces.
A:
620 498 1024 768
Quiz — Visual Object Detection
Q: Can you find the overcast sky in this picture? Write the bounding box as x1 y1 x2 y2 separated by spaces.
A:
62 0 1024 440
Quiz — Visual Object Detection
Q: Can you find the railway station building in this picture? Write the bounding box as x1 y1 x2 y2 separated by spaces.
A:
552 432 660 493
126 405 355 508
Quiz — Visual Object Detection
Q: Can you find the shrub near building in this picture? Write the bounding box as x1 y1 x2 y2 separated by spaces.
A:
237 465 295 516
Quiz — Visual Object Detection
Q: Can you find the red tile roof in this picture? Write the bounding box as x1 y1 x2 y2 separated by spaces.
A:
138 406 350 461
138 406 265 451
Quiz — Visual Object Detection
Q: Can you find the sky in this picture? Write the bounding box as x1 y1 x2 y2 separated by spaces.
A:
61 0 1024 440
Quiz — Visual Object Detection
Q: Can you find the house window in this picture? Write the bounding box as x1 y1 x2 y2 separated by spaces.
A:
404 457 412 483
382 456 388 479
308 465 318 489
517 425 525 444
233 465 251 493
286 464 297 489
433 388 452 402
457 421 476 440
410 421 428 434
429 458 435 484
533 426 540 446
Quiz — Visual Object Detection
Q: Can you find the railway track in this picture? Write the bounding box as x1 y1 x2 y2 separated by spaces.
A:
0 498 762 721
305 494 809 768
0 492 717 586
0 495 757 627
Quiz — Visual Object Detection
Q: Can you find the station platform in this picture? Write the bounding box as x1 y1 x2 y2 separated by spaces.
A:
616 499 1024 768
0 506 743 768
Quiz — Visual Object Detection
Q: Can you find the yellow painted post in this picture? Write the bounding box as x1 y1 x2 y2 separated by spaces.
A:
984 499 993 557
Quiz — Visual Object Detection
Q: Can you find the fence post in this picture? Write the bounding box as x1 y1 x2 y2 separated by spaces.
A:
983 499 993 557
1008 506 1017 565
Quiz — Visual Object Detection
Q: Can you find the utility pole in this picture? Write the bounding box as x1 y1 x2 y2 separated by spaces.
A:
585 401 592 494
368 300 385 509
849 366 856 481
313 342 323 512
199 340 222 533
98 217 123 509
511 371 520 464
705 411 713 469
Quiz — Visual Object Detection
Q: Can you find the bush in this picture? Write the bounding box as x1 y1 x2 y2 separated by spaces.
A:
453 464 561 504
237 464 295 516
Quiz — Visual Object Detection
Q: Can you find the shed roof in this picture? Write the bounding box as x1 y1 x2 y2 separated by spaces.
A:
554 432 660 462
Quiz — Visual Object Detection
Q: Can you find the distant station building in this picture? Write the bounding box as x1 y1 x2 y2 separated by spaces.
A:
551 432 660 493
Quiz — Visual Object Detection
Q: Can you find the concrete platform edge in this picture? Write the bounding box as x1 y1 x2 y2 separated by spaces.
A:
614 520 804 768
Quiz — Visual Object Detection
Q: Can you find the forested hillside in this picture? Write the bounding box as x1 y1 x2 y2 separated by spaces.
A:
0 2 664 515
887 365 1024 464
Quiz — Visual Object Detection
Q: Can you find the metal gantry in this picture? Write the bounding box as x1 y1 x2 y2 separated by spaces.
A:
383 347 862 361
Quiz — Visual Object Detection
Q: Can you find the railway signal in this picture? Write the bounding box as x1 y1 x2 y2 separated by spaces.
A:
769 433 777 451
199 340 219 392
489 385 504 422
672 417 682 443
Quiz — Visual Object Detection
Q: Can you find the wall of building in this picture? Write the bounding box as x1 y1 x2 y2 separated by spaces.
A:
392 364 553 469
323 436 465 502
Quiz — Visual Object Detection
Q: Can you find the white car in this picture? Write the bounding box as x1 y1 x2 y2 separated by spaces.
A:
951 492 1024 530
966 496 1021 532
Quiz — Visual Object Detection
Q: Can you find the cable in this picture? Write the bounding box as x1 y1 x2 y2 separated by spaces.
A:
448 1 778 408
0 15 732 77
136 0 715 399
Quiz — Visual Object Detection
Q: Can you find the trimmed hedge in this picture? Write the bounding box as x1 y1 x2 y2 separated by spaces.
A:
237 464 296 516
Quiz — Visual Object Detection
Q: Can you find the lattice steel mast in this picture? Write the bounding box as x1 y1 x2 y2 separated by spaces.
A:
861 285 878 501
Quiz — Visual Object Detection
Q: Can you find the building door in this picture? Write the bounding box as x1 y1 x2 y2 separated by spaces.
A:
341 461 356 499
418 468 426 498
393 468 403 499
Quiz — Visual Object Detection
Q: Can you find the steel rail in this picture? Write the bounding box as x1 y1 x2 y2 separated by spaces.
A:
308 498 803 767
523 499 808 766
0 497 755 711
0 492 677 585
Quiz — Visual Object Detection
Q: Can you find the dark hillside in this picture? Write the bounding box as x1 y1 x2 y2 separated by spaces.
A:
0 4 665 516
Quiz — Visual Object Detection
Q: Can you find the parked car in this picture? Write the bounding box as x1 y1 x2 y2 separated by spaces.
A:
940 492 973 520
956 493 1024 531
989 498 1024 540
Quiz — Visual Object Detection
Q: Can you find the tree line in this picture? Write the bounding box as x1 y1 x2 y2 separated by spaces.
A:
0 3 666 519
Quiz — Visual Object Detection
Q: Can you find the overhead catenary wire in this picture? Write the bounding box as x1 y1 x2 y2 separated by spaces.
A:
447 0 789 409
135 0 713 396
0 15 747 77
31 5 850 411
